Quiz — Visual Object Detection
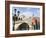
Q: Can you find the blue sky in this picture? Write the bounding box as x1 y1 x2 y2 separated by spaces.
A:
12 7 40 17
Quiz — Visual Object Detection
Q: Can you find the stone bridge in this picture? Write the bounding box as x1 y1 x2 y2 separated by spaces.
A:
14 19 32 30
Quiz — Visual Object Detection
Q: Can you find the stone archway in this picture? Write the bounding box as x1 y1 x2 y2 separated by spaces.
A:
16 22 29 30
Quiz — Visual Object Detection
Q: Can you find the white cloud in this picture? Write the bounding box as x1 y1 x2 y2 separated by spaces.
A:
21 12 33 17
